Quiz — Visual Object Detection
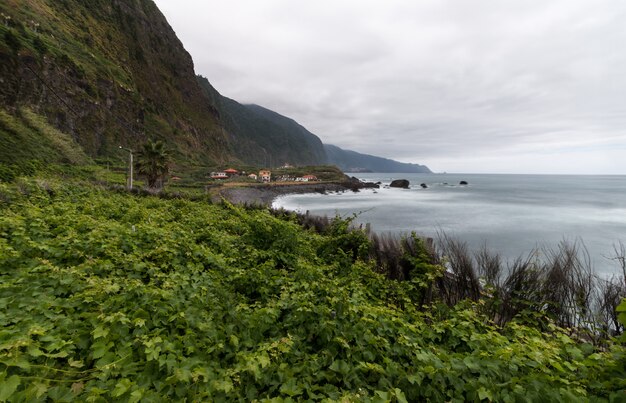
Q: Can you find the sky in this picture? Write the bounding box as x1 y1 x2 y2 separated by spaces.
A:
152 0 626 174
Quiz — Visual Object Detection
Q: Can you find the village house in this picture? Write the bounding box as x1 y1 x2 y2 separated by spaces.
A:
296 174 319 182
224 168 239 177
259 170 271 183
210 172 228 180
277 175 295 182
248 173 258 180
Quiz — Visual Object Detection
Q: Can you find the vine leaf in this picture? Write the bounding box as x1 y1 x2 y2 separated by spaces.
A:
0 375 21 401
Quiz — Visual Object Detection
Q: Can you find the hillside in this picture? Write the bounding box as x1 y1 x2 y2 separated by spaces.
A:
325 144 432 173
197 76 327 167
0 0 434 173
198 75 433 171
0 0 236 164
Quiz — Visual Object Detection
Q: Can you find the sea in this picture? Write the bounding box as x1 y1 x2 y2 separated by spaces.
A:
272 173 626 278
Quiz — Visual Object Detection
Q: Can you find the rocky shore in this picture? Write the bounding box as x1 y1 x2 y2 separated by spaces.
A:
214 177 379 206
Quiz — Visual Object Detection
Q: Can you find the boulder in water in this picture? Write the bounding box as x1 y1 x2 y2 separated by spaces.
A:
459 181 468 185
420 183 428 189
390 179 410 189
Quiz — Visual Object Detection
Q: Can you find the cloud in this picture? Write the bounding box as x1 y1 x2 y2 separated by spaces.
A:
154 0 626 174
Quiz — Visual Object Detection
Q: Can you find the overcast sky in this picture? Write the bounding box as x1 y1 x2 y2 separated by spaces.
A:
153 0 626 174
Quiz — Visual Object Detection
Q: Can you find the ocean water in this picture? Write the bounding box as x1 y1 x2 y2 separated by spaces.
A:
273 173 626 277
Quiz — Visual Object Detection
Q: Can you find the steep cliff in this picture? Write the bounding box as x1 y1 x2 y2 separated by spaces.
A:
197 76 328 167
0 0 229 164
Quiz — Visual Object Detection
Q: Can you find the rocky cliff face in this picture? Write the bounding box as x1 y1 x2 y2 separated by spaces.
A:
0 0 229 163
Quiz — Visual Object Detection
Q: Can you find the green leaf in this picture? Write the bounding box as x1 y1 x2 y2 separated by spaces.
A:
394 388 408 403
111 379 133 397
406 373 423 385
91 341 109 359
478 387 493 401
329 359 350 376
257 353 270 368
68 358 84 368
212 379 233 393
279 378 302 397
92 325 109 339
129 389 144 403
374 390 390 402
0 375 21 401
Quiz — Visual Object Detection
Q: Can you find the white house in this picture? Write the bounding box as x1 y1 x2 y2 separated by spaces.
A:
210 172 228 179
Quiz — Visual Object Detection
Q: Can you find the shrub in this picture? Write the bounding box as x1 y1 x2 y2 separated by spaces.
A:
4 29 20 54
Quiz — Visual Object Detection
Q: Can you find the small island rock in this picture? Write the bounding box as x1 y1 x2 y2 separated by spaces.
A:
390 179 410 189
459 181 468 185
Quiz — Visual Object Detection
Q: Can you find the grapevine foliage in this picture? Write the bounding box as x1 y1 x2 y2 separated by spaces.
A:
0 179 624 401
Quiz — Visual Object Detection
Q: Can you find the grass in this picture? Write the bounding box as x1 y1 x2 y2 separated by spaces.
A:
0 108 90 166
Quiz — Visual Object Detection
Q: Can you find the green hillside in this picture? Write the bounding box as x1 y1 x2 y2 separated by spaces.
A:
197 76 328 167
0 0 231 164
0 107 89 164
325 144 432 173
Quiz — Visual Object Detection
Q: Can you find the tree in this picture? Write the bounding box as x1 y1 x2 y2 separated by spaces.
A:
135 140 171 190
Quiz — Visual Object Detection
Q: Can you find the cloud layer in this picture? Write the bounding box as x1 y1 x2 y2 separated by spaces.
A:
153 0 626 174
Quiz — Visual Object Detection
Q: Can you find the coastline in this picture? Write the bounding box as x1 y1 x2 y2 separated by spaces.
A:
213 179 378 206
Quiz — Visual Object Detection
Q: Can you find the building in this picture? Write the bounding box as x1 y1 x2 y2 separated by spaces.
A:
248 173 258 180
259 170 271 183
224 168 239 177
277 175 295 182
210 172 228 180
296 174 319 182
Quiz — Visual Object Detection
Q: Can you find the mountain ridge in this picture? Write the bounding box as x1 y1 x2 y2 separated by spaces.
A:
0 0 432 173
325 144 432 173
197 75 327 167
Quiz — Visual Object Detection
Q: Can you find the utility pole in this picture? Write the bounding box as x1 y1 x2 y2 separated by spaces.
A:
119 146 134 190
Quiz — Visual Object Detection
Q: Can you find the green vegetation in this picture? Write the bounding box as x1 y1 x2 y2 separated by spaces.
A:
0 108 90 166
135 140 171 190
197 76 328 167
0 108 91 181
0 177 624 401
0 0 228 162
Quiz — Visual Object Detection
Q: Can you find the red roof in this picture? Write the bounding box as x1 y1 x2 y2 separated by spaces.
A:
224 168 239 174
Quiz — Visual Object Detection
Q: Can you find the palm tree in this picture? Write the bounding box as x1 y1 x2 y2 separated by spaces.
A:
135 140 171 190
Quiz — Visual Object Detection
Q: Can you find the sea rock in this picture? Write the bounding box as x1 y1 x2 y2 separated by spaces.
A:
459 181 468 185
420 183 428 189
342 176 379 190
390 179 410 189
